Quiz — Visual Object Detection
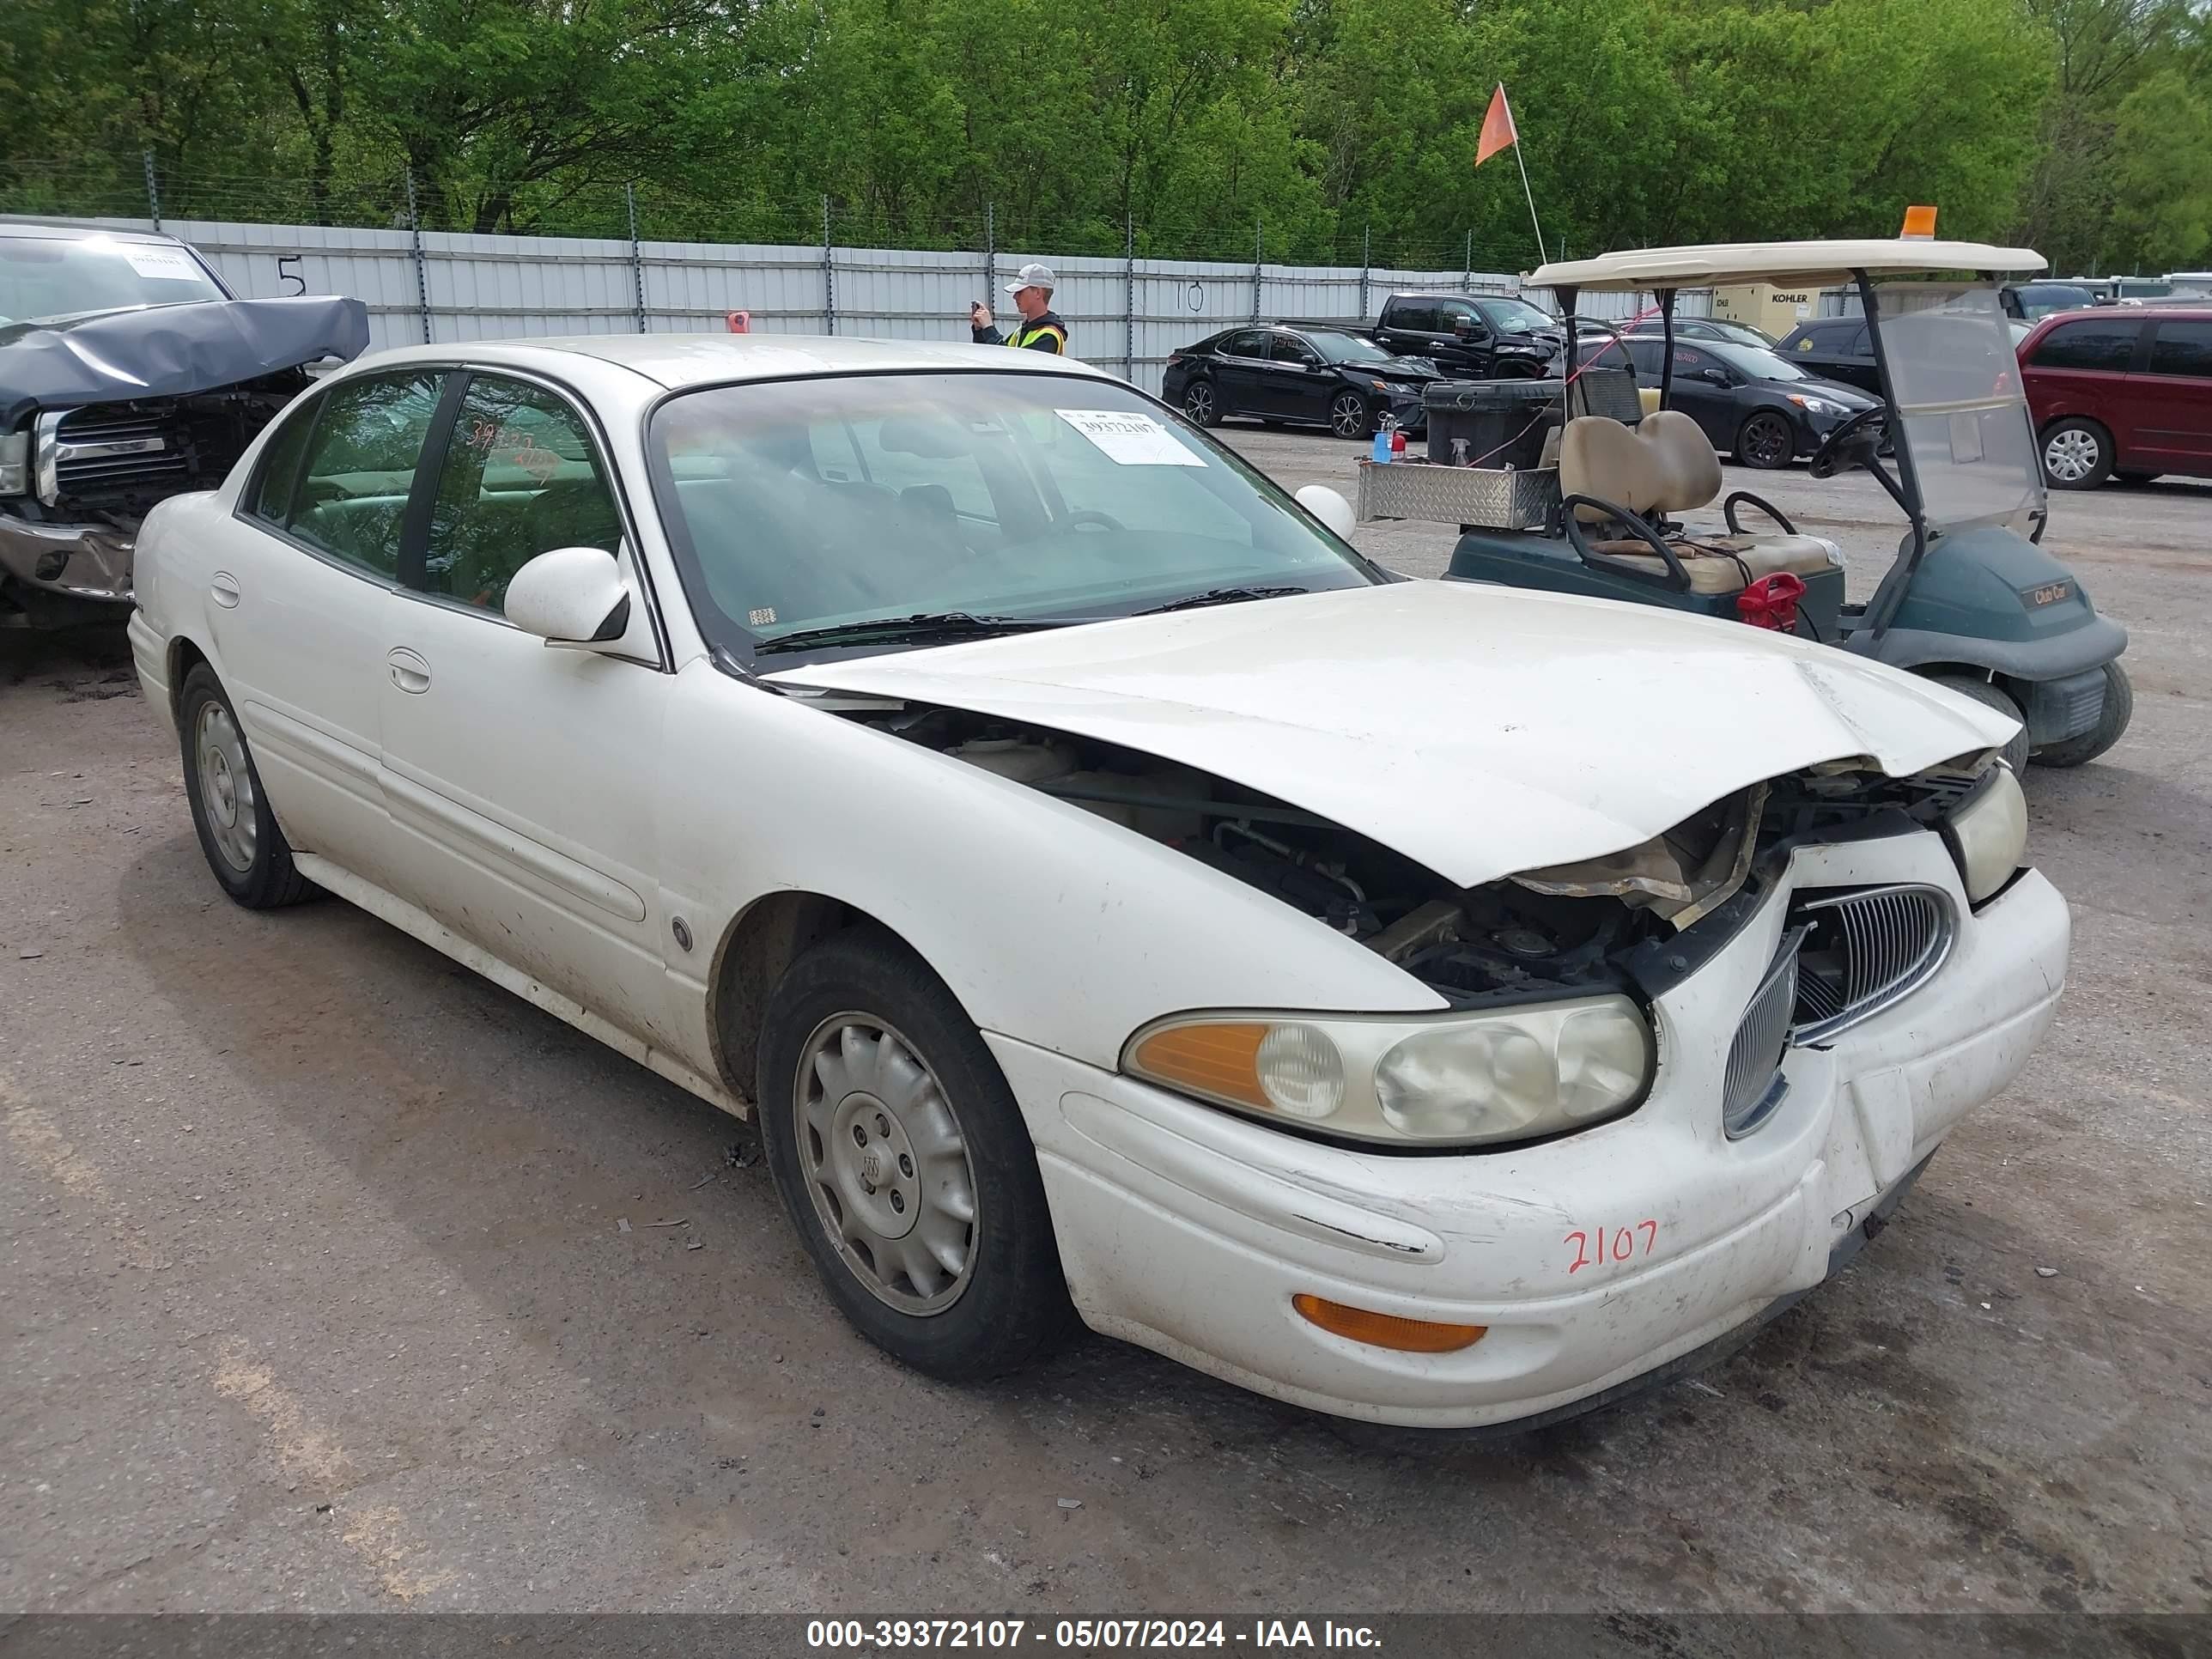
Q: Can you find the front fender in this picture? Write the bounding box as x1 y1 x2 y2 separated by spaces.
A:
653 661 1446 1079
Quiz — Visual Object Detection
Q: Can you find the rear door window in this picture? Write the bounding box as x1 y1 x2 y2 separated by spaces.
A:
283 371 447 580
1221 329 1269 358
2145 320 2212 378
1384 300 1437 332
2032 319 2142 372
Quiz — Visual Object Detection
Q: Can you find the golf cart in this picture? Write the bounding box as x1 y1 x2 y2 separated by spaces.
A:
1361 240 2130 769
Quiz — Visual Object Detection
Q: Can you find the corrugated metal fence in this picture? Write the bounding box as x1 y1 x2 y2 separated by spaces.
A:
41 214 1711 397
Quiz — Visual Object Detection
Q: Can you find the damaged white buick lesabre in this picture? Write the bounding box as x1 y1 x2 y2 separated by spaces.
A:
128 337 2069 1429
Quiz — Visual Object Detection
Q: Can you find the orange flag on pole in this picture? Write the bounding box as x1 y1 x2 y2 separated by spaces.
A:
1475 84 1518 167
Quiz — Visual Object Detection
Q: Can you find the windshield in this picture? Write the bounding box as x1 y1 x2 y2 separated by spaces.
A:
0 233 224 325
2013 283 2095 319
1305 330 1396 365
1482 296 1557 334
1703 341 1819 382
650 372 1382 659
1880 286 2042 529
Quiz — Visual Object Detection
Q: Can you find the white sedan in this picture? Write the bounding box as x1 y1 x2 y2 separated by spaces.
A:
128 336 2069 1429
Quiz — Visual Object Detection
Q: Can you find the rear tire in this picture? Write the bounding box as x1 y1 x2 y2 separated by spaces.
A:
756 927 1072 1382
1736 410 1795 470
177 664 318 909
1328 390 1375 440
2039 419 2112 489
2030 661 2132 769
1928 673 2030 775
1182 380 1221 428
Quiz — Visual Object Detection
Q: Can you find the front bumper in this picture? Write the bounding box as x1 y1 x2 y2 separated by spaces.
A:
992 831 2069 1429
0 512 135 607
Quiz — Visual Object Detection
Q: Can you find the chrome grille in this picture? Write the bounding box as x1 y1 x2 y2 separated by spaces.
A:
52 406 186 495
1790 884 1956 1044
1723 924 1807 1138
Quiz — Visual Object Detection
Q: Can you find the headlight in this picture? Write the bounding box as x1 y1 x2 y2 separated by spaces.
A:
1123 995 1654 1149
1788 393 1843 417
0 428 27 496
1941 763 2027 905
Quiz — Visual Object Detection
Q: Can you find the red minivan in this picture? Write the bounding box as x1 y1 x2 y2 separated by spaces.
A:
2021 307 2212 488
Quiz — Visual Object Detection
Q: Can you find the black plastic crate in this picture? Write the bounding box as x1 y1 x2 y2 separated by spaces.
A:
1423 378 1564 466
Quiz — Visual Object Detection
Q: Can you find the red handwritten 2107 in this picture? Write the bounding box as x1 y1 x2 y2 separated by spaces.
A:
1565 1220 1659 1274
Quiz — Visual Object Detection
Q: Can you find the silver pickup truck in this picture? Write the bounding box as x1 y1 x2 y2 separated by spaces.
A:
1 219 368 629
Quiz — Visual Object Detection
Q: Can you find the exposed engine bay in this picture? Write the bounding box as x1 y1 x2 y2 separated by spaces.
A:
855 702 1994 1005
15 374 310 525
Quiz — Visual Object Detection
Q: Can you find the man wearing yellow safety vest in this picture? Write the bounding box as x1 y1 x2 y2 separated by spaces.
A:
969 262 1069 355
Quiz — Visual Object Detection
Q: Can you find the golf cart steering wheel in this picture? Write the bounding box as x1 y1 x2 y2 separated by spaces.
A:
1808 406 1888 479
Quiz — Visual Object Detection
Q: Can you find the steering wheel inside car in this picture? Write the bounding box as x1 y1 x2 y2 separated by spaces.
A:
1808 406 1888 479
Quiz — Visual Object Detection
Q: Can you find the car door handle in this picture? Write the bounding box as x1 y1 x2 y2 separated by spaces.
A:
210 571 240 609
387 647 431 695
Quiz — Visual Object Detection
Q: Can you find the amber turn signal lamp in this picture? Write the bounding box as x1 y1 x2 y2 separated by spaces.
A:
1128 1021 1272 1110
1899 204 1938 240
1292 1294 1488 1353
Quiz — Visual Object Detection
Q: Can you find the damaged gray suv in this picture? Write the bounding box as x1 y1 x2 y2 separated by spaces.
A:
0 219 368 629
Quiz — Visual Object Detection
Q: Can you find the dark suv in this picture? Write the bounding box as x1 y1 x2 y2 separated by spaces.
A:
1370 292 1564 379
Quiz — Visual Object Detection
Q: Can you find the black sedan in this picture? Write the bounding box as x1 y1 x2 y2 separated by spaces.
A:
1164 325 1438 439
1616 335 1879 468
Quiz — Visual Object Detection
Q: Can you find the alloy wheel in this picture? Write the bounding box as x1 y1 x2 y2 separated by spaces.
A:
194 700 258 874
1183 383 1216 424
1741 413 1791 468
794 1013 979 1316
1330 392 1370 439
2043 427 2100 484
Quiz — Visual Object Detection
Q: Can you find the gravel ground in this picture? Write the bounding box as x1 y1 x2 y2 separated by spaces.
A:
3 438 2207 1618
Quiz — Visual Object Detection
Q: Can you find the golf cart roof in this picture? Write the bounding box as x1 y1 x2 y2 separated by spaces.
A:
1530 240 2046 292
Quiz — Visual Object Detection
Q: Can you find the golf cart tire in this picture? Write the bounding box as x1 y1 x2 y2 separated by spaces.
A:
2039 417 2112 490
2030 661 2132 769
1929 674 2030 775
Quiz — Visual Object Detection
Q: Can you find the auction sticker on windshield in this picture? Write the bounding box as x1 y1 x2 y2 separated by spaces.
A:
1057 408 1205 466
122 246 206 282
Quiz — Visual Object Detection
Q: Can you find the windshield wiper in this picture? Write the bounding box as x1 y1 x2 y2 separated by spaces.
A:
1133 585 1311 616
752 611 1062 654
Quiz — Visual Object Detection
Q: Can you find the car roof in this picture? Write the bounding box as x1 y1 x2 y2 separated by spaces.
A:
354 333 1124 391
1532 239 2045 290
2030 305 2212 326
0 216 193 248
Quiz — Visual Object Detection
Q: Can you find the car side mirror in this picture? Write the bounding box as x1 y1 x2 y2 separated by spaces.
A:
506 545 636 649
1698 366 1731 386
1294 483 1357 541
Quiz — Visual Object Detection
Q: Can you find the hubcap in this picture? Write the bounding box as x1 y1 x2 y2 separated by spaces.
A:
1186 385 1214 422
795 1014 978 1315
194 701 258 873
2044 428 2098 483
1331 395 1366 438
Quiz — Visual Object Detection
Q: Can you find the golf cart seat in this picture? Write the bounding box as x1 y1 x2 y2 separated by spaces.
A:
1559 411 1837 593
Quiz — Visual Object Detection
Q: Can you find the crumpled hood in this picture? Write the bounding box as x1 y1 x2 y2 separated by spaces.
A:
0 296 369 429
766 583 2015 888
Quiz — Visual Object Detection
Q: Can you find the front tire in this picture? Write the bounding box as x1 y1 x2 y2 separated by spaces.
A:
1928 673 2030 774
1182 380 1220 428
178 664 317 909
1328 390 1375 440
2040 419 2112 489
2030 661 2132 769
1735 410 1794 470
756 927 1071 1382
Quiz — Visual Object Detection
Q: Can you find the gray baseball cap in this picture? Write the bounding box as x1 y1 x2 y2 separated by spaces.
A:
1005 262 1056 295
